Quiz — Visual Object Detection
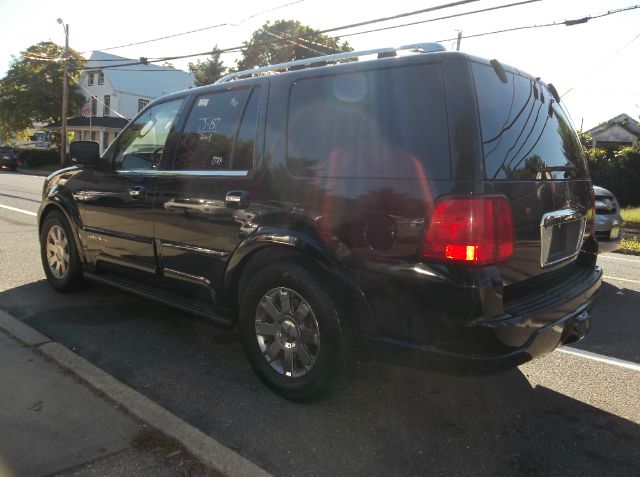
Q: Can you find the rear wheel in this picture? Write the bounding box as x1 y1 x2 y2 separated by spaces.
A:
239 262 349 402
40 211 85 292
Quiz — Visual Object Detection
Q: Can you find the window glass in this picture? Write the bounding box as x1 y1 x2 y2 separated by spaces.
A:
113 99 183 171
233 87 261 170
472 62 587 180
103 95 110 117
138 99 150 113
88 73 94 86
287 64 450 179
91 96 97 116
98 71 104 85
175 89 250 170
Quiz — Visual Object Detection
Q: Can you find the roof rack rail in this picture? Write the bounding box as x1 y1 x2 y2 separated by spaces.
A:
215 42 446 84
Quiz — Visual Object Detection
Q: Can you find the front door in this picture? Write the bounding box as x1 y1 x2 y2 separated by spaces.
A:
153 83 265 304
76 98 186 279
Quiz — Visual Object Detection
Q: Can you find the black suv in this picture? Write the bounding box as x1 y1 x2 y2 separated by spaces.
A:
38 44 602 401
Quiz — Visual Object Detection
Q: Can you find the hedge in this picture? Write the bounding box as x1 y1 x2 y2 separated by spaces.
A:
17 149 60 168
586 145 640 207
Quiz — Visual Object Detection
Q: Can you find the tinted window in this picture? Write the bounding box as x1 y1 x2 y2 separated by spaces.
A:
113 99 183 171
473 62 587 180
233 88 261 170
287 64 450 179
175 88 253 171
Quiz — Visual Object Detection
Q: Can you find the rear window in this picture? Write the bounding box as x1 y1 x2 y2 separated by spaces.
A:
472 62 588 180
287 64 450 179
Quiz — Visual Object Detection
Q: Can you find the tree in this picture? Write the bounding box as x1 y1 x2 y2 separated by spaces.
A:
0 42 85 137
238 20 352 70
188 47 226 86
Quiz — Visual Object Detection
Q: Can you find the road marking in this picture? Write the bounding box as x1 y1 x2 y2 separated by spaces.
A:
604 275 640 285
599 254 640 263
559 347 640 372
0 203 37 217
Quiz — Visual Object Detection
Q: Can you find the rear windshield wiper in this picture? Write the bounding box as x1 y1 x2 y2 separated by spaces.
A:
534 164 578 178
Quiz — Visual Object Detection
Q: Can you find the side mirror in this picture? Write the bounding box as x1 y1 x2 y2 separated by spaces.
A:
69 140 100 166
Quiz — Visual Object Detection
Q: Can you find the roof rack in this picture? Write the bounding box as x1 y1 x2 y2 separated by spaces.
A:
215 42 446 84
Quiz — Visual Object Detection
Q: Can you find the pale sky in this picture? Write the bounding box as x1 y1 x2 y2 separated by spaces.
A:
1 0 639 130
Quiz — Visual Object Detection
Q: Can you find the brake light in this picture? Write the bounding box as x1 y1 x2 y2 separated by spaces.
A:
421 196 514 265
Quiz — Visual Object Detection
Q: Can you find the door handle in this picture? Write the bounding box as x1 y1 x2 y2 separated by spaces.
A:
225 190 250 209
129 185 145 200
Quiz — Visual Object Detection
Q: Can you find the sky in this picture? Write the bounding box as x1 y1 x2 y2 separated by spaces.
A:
0 0 638 130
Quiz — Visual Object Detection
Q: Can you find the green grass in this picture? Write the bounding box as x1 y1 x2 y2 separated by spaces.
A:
621 207 640 226
617 238 640 256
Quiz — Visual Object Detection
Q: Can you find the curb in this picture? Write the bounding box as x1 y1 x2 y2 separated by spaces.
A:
0 309 272 477
16 168 55 177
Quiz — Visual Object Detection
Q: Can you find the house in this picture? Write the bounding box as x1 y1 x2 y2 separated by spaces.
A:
50 51 195 153
586 113 640 150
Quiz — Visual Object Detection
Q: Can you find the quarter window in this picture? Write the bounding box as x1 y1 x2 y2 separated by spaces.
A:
174 87 260 171
113 99 184 171
287 64 450 179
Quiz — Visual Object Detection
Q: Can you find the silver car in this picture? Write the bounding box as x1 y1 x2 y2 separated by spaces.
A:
593 185 624 252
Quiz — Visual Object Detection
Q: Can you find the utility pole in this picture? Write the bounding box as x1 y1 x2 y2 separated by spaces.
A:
456 30 462 51
57 18 69 166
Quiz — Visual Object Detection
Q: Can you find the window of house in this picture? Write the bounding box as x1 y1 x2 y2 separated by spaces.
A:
138 99 150 113
88 73 94 86
103 95 110 117
98 71 104 85
174 86 260 171
91 96 97 116
103 132 110 151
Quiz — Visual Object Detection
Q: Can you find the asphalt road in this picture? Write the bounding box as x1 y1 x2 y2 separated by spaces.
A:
1 170 639 476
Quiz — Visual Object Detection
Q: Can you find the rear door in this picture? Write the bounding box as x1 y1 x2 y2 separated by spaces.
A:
472 61 592 284
152 82 266 303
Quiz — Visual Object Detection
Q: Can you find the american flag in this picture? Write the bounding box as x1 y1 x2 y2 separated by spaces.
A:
80 99 91 117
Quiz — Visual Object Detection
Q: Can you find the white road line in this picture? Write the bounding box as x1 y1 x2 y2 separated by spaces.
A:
0 203 37 217
558 347 640 372
599 254 640 263
604 275 640 285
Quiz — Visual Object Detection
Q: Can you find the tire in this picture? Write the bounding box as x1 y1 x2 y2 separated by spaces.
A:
40 210 85 292
239 262 350 402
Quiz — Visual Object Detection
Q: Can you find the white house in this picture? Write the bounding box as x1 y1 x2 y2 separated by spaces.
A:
51 51 195 153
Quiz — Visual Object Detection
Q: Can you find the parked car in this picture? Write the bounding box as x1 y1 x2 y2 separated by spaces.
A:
593 185 624 252
0 146 18 171
37 44 602 401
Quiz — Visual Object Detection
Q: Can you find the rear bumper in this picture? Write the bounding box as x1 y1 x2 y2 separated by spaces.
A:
365 265 602 372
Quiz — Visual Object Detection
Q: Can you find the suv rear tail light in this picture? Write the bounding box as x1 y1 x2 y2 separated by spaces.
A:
421 196 514 265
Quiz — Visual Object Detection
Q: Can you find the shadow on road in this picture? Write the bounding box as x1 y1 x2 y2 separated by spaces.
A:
1 280 638 476
572 281 640 363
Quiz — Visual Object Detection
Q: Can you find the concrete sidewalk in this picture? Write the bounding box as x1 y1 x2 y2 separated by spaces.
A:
0 329 213 476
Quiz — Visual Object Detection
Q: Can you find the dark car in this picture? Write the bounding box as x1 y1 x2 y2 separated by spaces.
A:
37 44 601 401
0 146 18 171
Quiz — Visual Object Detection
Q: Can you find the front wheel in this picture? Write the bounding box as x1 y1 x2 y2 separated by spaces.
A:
40 210 85 292
239 262 350 402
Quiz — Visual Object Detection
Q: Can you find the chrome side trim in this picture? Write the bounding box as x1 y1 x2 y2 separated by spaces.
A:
539 208 586 268
161 241 229 257
164 268 211 287
116 170 249 177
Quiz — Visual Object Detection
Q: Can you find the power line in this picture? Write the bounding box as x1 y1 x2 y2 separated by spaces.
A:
433 4 640 43
561 31 640 98
332 0 540 39
319 0 482 33
84 0 305 53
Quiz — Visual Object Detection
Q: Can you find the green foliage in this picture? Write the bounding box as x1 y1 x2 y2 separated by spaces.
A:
585 141 640 206
18 149 59 168
0 42 85 136
188 47 226 86
238 20 352 70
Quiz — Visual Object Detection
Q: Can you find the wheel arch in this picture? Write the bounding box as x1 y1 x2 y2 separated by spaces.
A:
39 198 86 263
